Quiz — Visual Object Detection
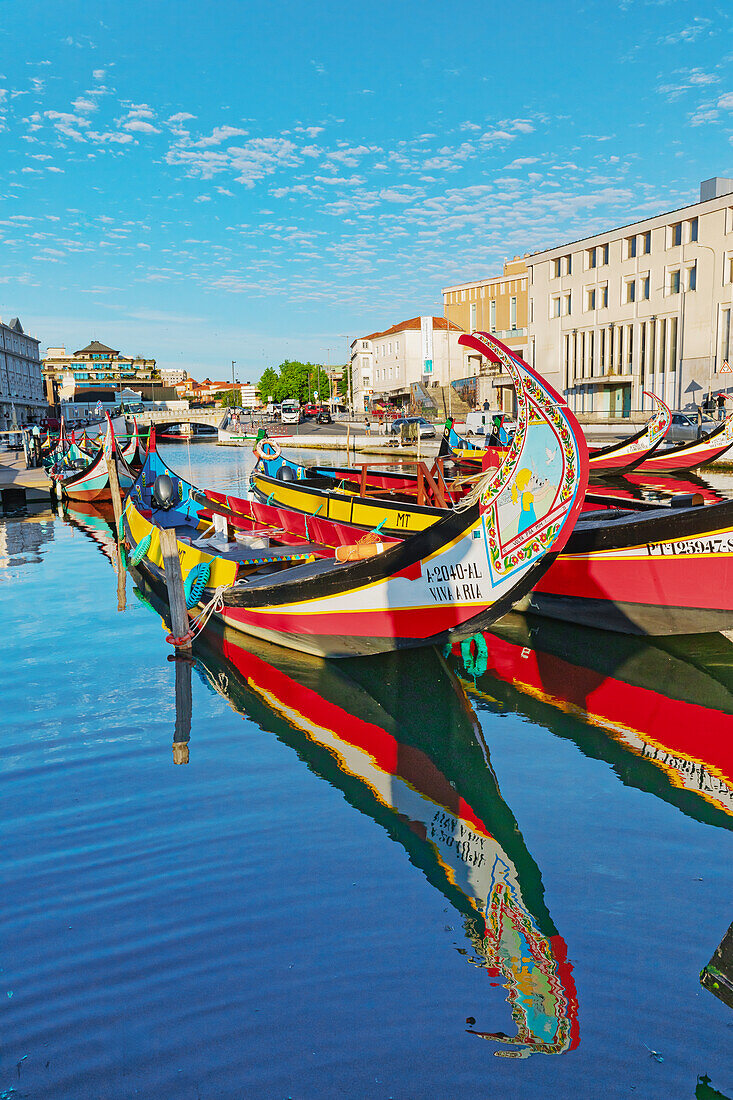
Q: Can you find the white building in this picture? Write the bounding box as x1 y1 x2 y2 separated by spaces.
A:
238 382 258 408
0 317 45 431
527 177 733 418
160 368 188 386
350 316 465 413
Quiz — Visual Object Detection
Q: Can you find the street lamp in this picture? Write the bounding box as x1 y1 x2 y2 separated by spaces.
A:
338 334 352 418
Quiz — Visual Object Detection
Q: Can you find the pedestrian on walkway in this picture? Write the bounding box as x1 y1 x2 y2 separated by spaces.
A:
364 415 371 436
717 392 726 421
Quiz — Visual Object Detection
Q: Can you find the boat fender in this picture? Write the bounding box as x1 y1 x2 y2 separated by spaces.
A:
184 561 211 609
460 634 489 680
255 438 282 461
335 541 386 563
129 531 152 566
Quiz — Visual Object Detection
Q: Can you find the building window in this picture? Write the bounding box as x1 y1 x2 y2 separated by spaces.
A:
565 254 572 275
624 279 636 304
669 316 678 372
551 297 561 318
689 216 698 243
601 243 609 265
687 262 697 291
510 296 517 329
586 287 596 311
726 256 733 284
641 273 650 300
490 300 496 330
553 258 562 278
669 269 681 294
643 230 652 254
529 297 534 324
625 324 633 371
599 328 606 372
587 246 596 269
600 283 608 308
640 322 646 383
670 222 682 247
470 302 477 329
480 286 485 298
659 318 667 374
564 293 572 315
720 308 731 366
625 236 637 260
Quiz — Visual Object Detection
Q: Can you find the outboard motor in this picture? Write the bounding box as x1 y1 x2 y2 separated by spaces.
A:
276 465 296 482
152 473 176 510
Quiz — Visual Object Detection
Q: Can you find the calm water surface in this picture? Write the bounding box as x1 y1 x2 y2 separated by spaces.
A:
1 443 732 1098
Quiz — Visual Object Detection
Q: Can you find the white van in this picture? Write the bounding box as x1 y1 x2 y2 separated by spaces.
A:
280 399 301 425
465 410 499 437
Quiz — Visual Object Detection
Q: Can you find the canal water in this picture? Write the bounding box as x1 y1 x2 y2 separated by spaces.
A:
1 443 732 1099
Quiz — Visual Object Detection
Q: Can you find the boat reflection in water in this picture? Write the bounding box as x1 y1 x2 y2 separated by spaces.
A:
448 616 733 829
137 584 580 1058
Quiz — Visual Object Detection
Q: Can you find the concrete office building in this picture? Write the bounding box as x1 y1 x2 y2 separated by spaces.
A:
442 258 529 413
527 177 733 418
0 317 46 431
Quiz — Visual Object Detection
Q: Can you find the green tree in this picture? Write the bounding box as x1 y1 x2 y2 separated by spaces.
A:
258 367 280 404
219 389 239 407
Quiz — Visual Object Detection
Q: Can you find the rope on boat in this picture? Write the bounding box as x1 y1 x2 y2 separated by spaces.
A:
167 583 231 646
129 531 152 566
303 502 324 541
183 561 211 609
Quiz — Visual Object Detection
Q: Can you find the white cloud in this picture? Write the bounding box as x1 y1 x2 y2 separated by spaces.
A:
168 112 196 124
93 69 105 80
190 125 249 147
659 17 711 45
72 96 99 113
123 119 160 134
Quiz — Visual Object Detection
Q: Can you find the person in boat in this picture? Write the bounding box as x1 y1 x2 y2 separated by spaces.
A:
511 467 536 534
488 415 502 447
697 404 703 440
717 392 727 421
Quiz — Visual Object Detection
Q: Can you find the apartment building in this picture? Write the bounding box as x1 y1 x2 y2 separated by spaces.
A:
0 317 45 430
43 341 158 396
350 316 464 412
527 177 733 417
160 368 188 387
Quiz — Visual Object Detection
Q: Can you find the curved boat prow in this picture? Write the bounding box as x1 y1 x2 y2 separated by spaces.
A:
457 332 588 563
587 391 671 474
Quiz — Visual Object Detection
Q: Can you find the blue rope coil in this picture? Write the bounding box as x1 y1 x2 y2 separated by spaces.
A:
184 561 211 609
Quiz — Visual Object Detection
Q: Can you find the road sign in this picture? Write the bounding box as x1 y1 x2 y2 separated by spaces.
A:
721 360 732 374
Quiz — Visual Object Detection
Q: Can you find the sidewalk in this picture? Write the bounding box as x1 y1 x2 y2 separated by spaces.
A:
0 449 52 510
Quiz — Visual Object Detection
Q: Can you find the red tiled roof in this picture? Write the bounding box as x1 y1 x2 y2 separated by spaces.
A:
361 316 464 341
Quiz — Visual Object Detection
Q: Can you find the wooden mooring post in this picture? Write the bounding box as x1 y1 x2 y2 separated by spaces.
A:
105 453 127 611
158 525 193 655
172 657 192 765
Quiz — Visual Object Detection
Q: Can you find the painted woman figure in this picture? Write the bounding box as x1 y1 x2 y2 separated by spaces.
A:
512 468 536 534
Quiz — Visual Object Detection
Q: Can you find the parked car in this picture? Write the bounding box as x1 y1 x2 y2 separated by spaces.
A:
302 403 319 417
388 416 436 438
316 408 332 424
668 411 718 442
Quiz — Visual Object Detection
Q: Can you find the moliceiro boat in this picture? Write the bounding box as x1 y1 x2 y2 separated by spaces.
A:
122 331 588 658
438 392 671 476
630 406 733 473
49 416 135 503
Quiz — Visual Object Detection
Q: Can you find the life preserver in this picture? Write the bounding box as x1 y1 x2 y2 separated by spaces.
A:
255 437 282 461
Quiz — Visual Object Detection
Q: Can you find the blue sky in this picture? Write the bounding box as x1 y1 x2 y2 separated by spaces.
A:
0 0 730 382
